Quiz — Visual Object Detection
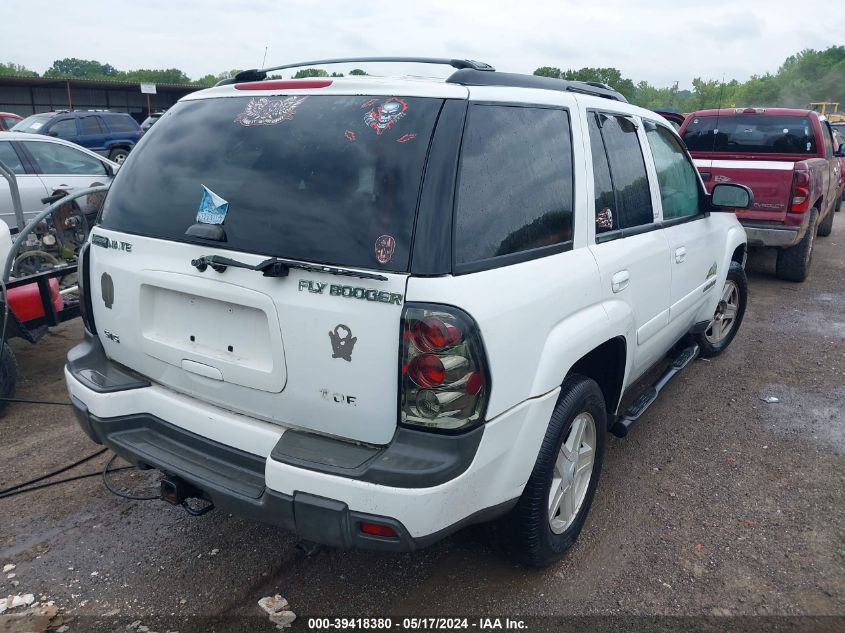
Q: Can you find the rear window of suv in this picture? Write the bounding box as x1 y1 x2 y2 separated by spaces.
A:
100 95 443 272
683 114 817 154
11 113 53 132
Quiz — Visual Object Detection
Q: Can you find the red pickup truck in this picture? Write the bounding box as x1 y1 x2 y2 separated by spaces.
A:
680 108 843 281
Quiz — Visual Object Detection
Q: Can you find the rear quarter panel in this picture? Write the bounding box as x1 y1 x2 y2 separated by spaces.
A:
406 247 612 419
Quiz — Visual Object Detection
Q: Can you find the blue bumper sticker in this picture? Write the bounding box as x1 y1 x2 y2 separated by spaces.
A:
196 185 229 225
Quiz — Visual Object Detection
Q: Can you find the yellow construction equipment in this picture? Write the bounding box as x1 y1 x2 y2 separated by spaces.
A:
810 102 845 122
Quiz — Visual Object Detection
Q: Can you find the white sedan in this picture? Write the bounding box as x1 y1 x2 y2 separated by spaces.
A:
0 132 117 231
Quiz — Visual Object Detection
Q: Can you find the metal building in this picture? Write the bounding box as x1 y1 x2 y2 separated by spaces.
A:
0 76 203 122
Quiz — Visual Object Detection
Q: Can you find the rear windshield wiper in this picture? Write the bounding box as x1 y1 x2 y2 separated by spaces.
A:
191 254 389 281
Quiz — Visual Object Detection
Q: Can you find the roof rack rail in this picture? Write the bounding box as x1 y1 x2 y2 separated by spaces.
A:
215 57 495 86
446 69 628 103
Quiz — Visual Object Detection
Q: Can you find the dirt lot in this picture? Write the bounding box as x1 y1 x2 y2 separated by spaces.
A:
1 212 844 632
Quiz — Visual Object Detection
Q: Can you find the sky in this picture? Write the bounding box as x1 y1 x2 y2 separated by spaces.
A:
2 0 843 90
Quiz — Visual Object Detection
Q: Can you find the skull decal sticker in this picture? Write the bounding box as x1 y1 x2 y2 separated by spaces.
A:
374 235 396 265
363 97 408 135
234 96 307 126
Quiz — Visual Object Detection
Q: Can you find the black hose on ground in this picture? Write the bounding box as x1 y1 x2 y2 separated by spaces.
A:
0 466 133 500
100 453 159 501
0 447 107 496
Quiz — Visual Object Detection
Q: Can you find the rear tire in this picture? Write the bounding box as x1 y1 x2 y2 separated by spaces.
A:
776 209 818 282
817 207 834 237
0 343 18 414
108 148 129 164
489 374 606 567
695 262 747 358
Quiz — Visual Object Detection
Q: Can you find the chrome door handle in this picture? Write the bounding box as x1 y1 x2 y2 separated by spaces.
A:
611 270 630 293
675 247 687 264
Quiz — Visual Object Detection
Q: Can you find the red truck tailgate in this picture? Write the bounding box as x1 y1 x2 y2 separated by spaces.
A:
693 158 794 222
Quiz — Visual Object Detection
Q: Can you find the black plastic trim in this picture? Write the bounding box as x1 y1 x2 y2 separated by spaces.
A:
410 99 467 275
446 69 627 102
69 402 508 551
595 222 661 244
454 240 574 275
661 212 707 228
78 241 97 335
689 320 711 335
271 424 484 488
66 330 150 393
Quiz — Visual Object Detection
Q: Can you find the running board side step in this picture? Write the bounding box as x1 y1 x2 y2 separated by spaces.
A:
610 343 700 438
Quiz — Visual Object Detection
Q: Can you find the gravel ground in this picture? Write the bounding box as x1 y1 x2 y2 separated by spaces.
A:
1 211 843 632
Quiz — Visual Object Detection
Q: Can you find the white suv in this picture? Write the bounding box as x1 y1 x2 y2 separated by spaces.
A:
66 58 751 567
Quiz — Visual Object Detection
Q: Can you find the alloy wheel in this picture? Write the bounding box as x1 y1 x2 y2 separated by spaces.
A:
548 412 596 534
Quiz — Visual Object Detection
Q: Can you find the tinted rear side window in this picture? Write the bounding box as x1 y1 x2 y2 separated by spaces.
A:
105 115 140 132
455 105 574 268
587 116 616 234
683 114 817 154
79 116 105 134
100 95 443 271
589 112 653 230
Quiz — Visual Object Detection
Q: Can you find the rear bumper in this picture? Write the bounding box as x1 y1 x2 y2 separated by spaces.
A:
740 220 805 248
740 213 810 248
66 336 557 551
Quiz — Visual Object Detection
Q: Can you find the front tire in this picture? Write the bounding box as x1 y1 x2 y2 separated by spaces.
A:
776 209 818 282
817 207 834 237
695 261 747 358
491 374 606 567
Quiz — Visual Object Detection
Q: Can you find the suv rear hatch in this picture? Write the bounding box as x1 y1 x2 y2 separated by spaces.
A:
683 112 815 222
90 87 455 445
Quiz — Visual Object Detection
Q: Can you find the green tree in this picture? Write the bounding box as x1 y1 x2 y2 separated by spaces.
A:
533 66 562 79
561 67 636 101
330 72 344 77
349 69 367 76
119 68 192 84
194 74 218 86
0 62 37 77
44 58 118 79
293 68 329 78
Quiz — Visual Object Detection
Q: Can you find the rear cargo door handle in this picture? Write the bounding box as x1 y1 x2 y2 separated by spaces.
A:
181 359 223 381
611 270 630 293
675 247 687 264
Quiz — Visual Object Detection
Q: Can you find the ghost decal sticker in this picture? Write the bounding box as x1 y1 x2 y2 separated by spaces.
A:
329 324 357 362
234 96 307 126
364 97 408 135
374 235 396 265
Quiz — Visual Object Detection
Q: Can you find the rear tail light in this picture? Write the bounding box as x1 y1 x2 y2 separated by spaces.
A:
78 241 97 335
790 170 811 212
400 304 489 432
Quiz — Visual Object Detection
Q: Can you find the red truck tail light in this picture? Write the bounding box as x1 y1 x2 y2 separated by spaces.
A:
400 304 489 432
790 170 811 212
